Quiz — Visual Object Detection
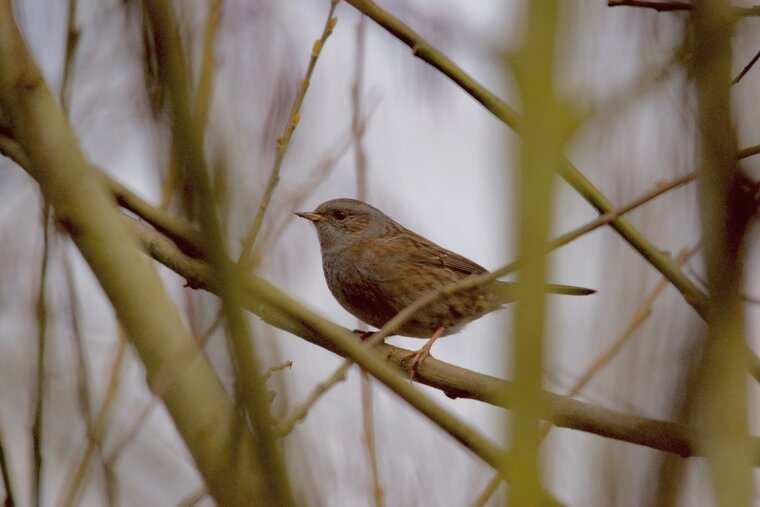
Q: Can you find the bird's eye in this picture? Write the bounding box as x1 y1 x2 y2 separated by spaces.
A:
333 210 347 221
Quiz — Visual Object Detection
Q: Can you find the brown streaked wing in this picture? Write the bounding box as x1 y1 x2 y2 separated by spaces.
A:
380 228 489 276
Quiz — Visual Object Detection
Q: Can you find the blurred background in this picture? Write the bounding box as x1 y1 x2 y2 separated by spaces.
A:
1 0 759 505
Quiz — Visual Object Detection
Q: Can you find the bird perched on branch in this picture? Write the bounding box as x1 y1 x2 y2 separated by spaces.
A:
296 198 594 372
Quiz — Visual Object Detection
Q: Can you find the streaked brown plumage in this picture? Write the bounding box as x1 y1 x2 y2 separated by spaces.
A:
296 198 593 369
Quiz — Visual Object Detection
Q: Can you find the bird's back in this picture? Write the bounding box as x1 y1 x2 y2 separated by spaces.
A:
322 224 498 337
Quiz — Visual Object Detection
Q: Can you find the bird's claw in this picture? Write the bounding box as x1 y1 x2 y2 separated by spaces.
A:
402 347 432 379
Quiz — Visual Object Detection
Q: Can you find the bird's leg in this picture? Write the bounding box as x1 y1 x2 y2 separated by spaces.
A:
403 326 445 376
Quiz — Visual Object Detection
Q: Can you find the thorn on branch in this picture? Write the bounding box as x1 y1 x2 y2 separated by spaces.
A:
263 360 294 381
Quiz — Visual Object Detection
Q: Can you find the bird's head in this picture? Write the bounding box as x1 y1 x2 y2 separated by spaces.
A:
296 198 392 253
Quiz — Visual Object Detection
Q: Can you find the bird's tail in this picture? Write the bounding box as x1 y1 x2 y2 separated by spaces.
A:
493 281 595 304
545 283 596 296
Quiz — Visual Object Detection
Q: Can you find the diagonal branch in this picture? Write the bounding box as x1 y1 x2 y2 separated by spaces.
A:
343 0 709 317
239 0 340 262
127 215 760 464
128 218 511 476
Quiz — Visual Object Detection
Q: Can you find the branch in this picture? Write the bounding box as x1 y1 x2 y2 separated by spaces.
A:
0 3 268 504
139 0 293 504
239 0 340 262
31 202 51 507
608 0 760 16
691 1 753 503
272 360 352 438
60 332 128 507
732 47 760 85
128 218 512 476
0 430 15 507
343 0 709 318
508 3 564 502
126 215 760 463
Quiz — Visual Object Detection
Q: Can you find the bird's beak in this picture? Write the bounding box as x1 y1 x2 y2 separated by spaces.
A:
295 211 325 222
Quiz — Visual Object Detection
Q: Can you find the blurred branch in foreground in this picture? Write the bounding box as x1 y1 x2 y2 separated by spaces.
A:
0 1 272 504
691 1 754 506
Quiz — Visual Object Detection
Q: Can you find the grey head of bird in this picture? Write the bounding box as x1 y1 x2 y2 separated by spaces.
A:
294 198 397 255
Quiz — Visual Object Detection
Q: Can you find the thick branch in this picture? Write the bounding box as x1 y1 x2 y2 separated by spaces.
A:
127 216 760 463
692 1 753 504
129 218 510 475
0 3 265 505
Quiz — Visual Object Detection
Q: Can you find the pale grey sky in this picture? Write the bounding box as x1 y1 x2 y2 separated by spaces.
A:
2 1 759 506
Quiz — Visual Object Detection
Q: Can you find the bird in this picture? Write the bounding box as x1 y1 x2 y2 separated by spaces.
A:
296 198 594 372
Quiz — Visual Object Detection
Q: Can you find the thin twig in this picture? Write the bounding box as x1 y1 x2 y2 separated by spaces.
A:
160 0 223 208
272 360 353 438
351 15 383 507
361 371 383 507
129 216 760 463
61 243 114 501
0 3 270 502
265 10 377 449
262 361 293 381
738 143 760 159
538 245 699 443
255 109 378 261
0 428 16 507
567 246 699 398
103 402 158 468
238 0 340 263
359 172 701 355
144 0 295 502
195 0 221 131
344 0 709 318
59 330 128 507
550 171 698 249
256 172 702 426
5 132 738 291
62 248 95 431
60 0 79 110
470 473 503 507
175 487 207 507
31 201 51 507
352 15 369 203
732 48 760 84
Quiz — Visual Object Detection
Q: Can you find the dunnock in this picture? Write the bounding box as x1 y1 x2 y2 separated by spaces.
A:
296 198 593 371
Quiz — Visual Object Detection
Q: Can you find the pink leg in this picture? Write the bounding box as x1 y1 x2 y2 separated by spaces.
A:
403 326 445 376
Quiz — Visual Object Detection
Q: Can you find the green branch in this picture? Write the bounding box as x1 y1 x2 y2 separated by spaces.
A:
127 215 760 464
344 0 709 317
239 0 340 262
0 3 267 504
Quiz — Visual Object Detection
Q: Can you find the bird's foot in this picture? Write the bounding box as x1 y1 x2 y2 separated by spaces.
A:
401 326 444 379
402 346 433 378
